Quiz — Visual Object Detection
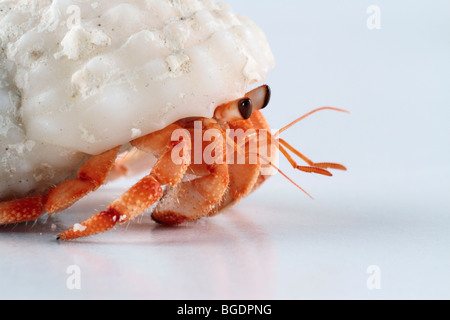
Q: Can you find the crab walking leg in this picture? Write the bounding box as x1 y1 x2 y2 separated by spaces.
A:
0 196 47 225
0 147 120 225
57 177 162 240
45 147 121 214
57 126 191 240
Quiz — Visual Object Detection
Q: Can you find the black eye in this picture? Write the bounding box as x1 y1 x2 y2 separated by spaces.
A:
238 98 253 120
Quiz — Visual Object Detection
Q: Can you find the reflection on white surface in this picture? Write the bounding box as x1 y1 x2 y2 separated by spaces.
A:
1 172 449 299
0 180 278 300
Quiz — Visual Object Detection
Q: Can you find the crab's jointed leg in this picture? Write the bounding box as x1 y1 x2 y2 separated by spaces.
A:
0 195 47 225
57 125 191 240
46 147 121 213
0 147 121 225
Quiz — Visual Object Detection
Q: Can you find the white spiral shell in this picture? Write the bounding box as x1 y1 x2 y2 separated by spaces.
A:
0 0 274 200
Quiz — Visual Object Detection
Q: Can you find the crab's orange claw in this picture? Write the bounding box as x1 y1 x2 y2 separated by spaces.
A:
248 110 277 192
153 162 229 224
0 195 47 225
153 122 229 224
208 118 262 215
214 161 260 213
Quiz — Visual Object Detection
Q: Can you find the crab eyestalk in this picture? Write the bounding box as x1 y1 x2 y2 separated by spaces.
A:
214 97 253 122
214 85 272 122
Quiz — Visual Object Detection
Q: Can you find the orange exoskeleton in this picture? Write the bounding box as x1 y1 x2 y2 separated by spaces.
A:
0 84 347 240
0 0 347 240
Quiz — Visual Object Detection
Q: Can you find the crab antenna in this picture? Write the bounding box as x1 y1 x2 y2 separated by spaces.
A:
274 107 349 137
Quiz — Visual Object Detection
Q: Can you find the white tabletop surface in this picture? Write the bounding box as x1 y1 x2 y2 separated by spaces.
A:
1 0 449 300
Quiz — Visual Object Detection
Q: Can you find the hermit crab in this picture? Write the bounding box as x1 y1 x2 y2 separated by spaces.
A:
0 0 347 240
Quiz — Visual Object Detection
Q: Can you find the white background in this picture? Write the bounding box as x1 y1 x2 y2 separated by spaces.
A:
1 0 449 299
